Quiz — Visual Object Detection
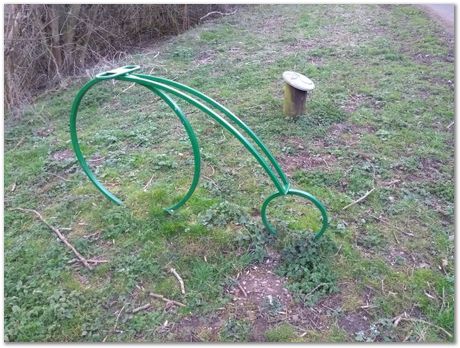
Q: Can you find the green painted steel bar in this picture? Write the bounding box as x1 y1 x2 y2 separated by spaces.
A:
261 189 328 239
133 73 290 191
70 68 201 211
119 74 287 194
69 65 329 239
144 87 201 213
70 78 123 205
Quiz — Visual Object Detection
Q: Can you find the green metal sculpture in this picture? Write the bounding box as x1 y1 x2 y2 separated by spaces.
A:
70 65 329 239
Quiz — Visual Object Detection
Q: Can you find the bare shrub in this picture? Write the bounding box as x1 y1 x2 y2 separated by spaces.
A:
4 4 231 112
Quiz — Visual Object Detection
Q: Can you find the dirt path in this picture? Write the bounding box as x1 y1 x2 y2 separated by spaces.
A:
419 4 455 34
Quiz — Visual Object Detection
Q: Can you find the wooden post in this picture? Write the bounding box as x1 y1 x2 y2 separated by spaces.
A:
282 71 315 118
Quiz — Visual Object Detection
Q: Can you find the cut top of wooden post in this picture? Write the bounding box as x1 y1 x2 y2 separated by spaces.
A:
282 71 315 91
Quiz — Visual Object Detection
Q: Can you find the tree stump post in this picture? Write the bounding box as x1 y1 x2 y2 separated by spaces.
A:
282 71 315 118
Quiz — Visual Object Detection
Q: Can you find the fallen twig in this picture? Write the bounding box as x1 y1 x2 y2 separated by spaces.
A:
121 83 135 93
49 173 72 182
391 229 400 244
305 283 326 298
370 214 408 243
87 258 109 264
83 231 101 240
382 179 400 187
12 136 25 150
237 282 247 297
114 305 126 331
199 9 237 22
103 304 126 341
12 208 93 270
393 313 452 338
334 244 343 256
441 287 446 312
149 292 186 307
143 173 155 192
342 187 376 210
68 258 108 265
132 303 151 313
170 268 186 294
447 121 454 129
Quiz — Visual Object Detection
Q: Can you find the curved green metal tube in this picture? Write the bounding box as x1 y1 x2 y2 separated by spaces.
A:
69 65 329 238
119 74 287 194
134 73 290 191
69 73 201 211
261 189 328 240
70 78 123 205
145 87 201 213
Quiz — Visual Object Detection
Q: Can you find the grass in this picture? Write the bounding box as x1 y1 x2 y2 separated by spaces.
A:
4 4 454 343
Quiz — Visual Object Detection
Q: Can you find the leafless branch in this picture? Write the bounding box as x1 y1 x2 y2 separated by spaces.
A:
12 207 93 269
149 292 186 307
169 268 186 294
342 188 376 210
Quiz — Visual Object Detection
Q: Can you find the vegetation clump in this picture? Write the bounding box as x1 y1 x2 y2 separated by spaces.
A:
277 233 338 305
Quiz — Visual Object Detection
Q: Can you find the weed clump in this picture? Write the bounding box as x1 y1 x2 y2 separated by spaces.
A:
265 323 296 342
199 201 249 227
219 318 251 342
277 233 337 305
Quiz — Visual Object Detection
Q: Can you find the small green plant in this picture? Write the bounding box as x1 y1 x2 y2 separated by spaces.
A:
199 201 249 227
265 323 296 342
219 318 251 342
354 318 397 342
236 220 275 263
277 233 337 305
261 295 284 316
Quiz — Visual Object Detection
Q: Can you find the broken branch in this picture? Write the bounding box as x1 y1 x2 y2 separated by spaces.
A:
12 208 93 270
342 187 376 210
132 303 151 313
199 9 237 22
304 283 326 298
170 267 185 294
143 173 155 192
237 282 247 297
149 292 186 307
395 315 452 338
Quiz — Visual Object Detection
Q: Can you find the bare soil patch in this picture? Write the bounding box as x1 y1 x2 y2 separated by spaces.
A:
325 122 375 147
339 310 372 337
279 152 336 175
278 136 337 174
36 127 54 137
341 94 383 113
51 149 74 161
171 249 350 341
195 50 216 65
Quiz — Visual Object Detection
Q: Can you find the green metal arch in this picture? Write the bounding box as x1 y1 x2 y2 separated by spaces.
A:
69 65 329 238
69 74 201 212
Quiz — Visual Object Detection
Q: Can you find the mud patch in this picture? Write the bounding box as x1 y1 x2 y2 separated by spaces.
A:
51 149 74 161
171 314 224 342
35 127 54 137
287 38 315 51
169 250 348 342
195 50 216 65
325 122 375 147
339 310 372 337
392 157 443 183
341 94 383 113
279 152 336 175
260 14 287 35
88 154 105 167
230 259 292 307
